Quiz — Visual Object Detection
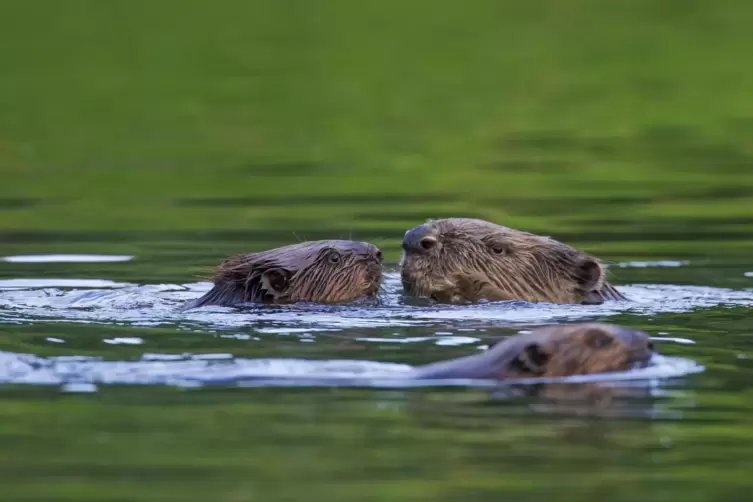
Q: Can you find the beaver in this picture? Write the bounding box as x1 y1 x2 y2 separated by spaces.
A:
189 323 655 394
410 322 654 381
182 240 383 309
400 217 625 305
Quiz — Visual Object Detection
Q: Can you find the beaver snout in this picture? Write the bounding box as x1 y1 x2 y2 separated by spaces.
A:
613 326 655 364
402 225 439 253
359 249 383 269
356 244 383 265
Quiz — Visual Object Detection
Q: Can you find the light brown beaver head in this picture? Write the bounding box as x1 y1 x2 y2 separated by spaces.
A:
400 218 624 305
183 240 383 309
412 323 654 381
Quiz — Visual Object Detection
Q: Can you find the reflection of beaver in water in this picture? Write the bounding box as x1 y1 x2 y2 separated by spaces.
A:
183 240 383 309
410 323 653 380
400 217 625 305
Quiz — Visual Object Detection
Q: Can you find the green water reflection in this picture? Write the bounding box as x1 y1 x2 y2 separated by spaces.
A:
1 0 753 500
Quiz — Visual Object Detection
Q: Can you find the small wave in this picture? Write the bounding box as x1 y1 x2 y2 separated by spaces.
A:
0 349 702 390
614 260 690 268
0 350 412 387
0 254 134 263
0 278 132 290
1 273 752 331
355 335 482 346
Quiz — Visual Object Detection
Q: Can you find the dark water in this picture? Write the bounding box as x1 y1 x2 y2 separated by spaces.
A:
4 0 753 499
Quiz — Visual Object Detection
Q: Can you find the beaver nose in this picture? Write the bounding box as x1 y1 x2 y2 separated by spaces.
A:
614 326 653 351
358 243 383 263
402 225 438 253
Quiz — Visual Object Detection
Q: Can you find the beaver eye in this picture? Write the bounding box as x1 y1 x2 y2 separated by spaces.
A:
375 251 383 262
490 244 508 255
591 333 613 348
484 237 509 255
328 252 341 264
420 237 437 250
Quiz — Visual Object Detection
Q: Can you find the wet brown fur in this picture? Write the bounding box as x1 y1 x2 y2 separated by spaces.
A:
411 323 653 380
400 218 625 305
183 240 383 309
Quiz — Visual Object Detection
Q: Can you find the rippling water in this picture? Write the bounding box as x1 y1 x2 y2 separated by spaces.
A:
0 257 718 388
0 250 747 391
1 233 752 501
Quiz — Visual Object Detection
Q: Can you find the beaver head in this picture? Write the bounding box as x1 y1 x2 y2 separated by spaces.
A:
183 240 383 309
400 218 624 305
412 323 654 381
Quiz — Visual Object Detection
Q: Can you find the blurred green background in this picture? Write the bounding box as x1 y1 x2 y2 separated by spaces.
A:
2 1 753 501
2 0 752 253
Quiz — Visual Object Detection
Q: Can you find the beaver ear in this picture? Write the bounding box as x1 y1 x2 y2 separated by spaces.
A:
260 268 291 295
576 258 605 291
582 328 614 349
512 343 549 375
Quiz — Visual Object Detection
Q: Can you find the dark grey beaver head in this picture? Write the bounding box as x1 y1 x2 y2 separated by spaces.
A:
400 218 625 305
183 240 383 309
412 323 654 381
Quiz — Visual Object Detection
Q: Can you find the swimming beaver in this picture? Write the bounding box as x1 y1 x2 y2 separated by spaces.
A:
183 240 383 309
400 218 625 305
410 323 653 380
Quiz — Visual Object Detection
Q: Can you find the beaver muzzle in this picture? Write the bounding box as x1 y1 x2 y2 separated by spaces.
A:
402 224 438 253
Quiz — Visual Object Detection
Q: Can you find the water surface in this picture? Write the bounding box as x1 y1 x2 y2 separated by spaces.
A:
1 228 752 502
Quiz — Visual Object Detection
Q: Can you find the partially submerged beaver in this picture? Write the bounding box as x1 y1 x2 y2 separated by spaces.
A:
190 323 656 390
410 323 654 381
183 240 383 309
400 218 625 305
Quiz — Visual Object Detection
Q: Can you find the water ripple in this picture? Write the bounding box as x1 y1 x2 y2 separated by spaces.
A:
1 272 752 332
0 254 134 263
0 349 702 390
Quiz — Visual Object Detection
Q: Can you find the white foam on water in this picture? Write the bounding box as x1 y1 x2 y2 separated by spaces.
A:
103 337 144 345
614 260 690 268
0 350 413 387
0 254 134 263
0 349 702 389
0 278 132 290
651 337 696 345
356 336 434 344
0 272 752 331
435 336 481 346
0 258 719 399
